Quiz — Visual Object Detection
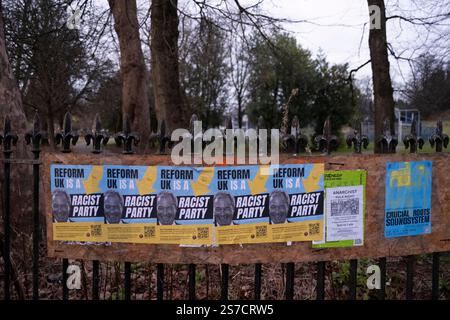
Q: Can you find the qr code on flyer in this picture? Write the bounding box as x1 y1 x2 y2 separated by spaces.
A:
197 227 209 239
255 226 267 237
309 223 320 235
330 199 359 216
144 226 156 238
90 225 102 237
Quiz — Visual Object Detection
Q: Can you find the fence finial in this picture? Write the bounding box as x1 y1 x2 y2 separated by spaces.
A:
55 112 79 153
377 118 398 154
0 116 18 154
403 118 424 153
115 114 139 154
149 119 171 154
85 114 109 154
282 115 308 155
429 120 449 152
346 121 369 154
315 116 338 155
25 112 44 152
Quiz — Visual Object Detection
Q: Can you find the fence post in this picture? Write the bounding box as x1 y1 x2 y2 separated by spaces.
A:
62 258 69 300
254 263 262 300
220 264 229 300
429 121 448 300
188 263 196 300
375 118 399 300
315 117 340 300
25 113 43 300
402 122 423 299
346 123 369 300
432 252 440 300
349 259 358 300
157 263 164 300
1 116 18 300
85 115 109 300
405 255 415 300
285 263 295 300
316 261 325 300
115 114 139 300
55 112 78 300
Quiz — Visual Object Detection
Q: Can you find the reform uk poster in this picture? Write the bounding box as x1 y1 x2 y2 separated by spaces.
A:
385 161 432 238
51 165 106 242
51 165 159 243
50 163 323 245
212 163 325 244
102 165 158 244
155 166 214 245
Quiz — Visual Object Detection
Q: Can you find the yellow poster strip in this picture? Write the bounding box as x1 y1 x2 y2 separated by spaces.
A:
105 224 157 244
156 225 212 245
52 222 106 242
215 220 323 244
269 219 323 242
215 222 273 244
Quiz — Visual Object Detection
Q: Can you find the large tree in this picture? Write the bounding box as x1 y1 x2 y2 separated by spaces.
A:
0 0 27 140
4 0 113 146
109 0 151 149
246 32 318 129
405 55 450 118
367 0 395 153
151 0 190 132
246 32 355 133
1 0 33 238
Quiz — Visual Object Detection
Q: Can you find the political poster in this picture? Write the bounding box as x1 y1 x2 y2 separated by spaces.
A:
102 165 158 243
51 165 106 242
385 161 432 238
155 166 214 245
50 163 323 245
51 165 159 243
313 170 366 249
212 164 324 244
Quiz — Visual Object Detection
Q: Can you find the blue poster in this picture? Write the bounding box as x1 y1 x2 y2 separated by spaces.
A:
385 161 432 238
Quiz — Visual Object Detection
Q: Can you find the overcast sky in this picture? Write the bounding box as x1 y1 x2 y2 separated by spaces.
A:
142 0 446 89
266 1 371 74
258 0 408 85
252 0 450 91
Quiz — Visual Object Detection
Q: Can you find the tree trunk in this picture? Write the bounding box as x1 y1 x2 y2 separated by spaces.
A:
0 3 28 140
109 0 151 151
1 1 33 232
367 0 395 153
151 0 189 132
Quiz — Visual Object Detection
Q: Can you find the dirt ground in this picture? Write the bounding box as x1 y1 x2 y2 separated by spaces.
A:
1 241 450 300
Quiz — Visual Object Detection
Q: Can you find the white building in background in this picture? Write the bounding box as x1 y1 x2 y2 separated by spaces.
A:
395 108 421 142
362 108 422 142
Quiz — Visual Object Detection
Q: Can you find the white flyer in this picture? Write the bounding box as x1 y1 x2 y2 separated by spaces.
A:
326 185 364 242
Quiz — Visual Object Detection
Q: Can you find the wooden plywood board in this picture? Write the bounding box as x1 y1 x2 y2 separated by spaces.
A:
42 152 450 264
